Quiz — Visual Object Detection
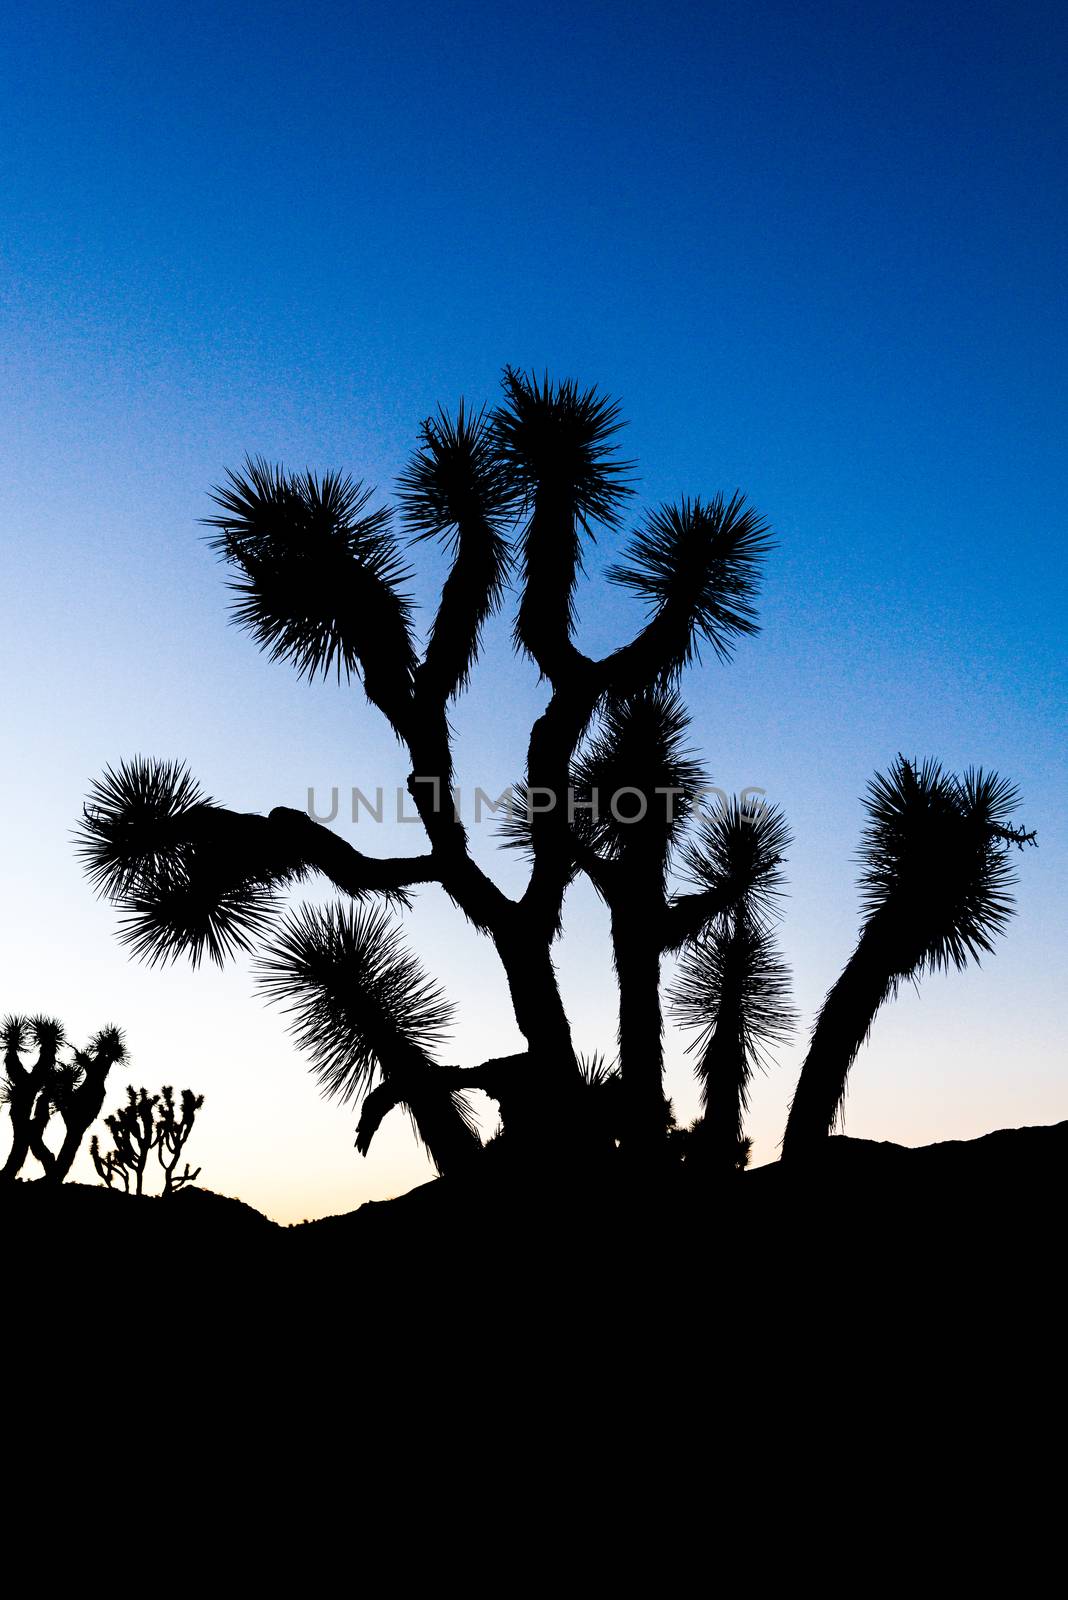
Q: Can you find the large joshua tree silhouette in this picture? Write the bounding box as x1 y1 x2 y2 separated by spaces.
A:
77 368 1033 1175
78 370 792 1170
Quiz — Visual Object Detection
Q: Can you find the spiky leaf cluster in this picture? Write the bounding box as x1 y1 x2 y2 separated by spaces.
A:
117 867 281 968
204 458 416 707
680 796 792 924
2 1015 30 1059
398 400 518 548
78 758 210 901
255 902 456 1104
498 690 707 876
607 494 772 678
397 402 516 695
569 688 708 867
670 914 796 1080
494 368 634 657
858 757 1025 973
493 368 634 533
78 758 292 967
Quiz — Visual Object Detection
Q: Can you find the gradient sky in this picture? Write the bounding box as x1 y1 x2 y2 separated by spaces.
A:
2 0 1065 1222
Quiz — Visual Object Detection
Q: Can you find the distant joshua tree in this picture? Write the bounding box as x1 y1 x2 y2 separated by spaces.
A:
90 1084 204 1196
154 1086 205 1194
1 1017 127 1184
76 369 1035 1176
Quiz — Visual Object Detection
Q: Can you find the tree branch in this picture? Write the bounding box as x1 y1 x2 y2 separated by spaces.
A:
661 884 737 953
261 807 439 898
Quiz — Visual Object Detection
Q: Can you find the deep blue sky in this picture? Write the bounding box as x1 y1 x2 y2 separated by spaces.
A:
2 1 1065 1218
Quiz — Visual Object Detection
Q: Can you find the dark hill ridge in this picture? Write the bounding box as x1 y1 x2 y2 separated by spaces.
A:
6 1118 1064 1278
5 1117 1065 1242
757 1117 1068 1177
7 1122 1063 1403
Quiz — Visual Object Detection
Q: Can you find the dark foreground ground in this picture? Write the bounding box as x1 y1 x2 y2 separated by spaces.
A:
6 1118 1064 1475
7 1120 1064 1346
9 1124 1061 1523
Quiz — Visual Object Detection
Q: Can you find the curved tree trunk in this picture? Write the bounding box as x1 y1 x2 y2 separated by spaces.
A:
0 1121 33 1184
27 1095 57 1179
49 1069 110 1184
781 923 900 1161
1 1063 51 1184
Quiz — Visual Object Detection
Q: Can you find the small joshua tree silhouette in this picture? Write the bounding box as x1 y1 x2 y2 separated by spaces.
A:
155 1085 204 1194
92 1087 158 1195
91 1084 204 1195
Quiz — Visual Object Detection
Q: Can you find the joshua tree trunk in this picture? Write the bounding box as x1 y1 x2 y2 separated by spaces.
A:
495 928 599 1155
49 1063 112 1183
612 919 669 1160
781 918 901 1161
1 1093 35 1183
28 1094 58 1178
1 1044 58 1184
697 1031 749 1172
405 704 594 1155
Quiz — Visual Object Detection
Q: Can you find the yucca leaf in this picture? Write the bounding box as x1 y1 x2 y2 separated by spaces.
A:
671 915 796 1070
578 1051 619 1091
2 1015 30 1061
204 458 416 727
494 368 634 666
494 780 541 860
678 796 792 923
606 494 773 683
398 401 516 697
29 1016 65 1054
117 865 281 968
77 758 208 902
90 1025 129 1067
570 688 708 868
669 912 794 1165
493 367 633 529
257 903 480 1174
857 756 1023 972
398 399 517 545
79 758 323 967
255 902 456 1104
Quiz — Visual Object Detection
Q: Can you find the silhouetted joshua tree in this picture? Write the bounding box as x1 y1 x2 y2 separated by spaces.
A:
91 1086 159 1196
79 371 782 1170
76 369 1033 1176
32 1026 129 1183
89 1138 127 1191
669 799 796 1173
155 1085 204 1193
782 758 1036 1160
1 1016 127 1183
91 1084 203 1194
1 1016 63 1183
